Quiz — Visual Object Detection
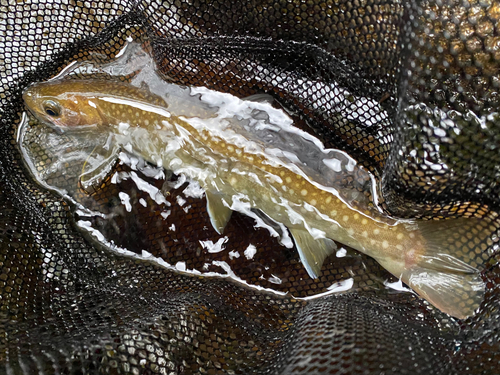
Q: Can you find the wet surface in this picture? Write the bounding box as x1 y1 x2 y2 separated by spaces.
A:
18 39 401 300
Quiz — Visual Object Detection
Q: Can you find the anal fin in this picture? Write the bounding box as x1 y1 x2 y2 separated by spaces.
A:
206 191 232 235
290 228 337 279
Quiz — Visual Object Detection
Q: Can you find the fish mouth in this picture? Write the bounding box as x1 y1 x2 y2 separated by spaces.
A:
22 86 42 119
22 87 38 111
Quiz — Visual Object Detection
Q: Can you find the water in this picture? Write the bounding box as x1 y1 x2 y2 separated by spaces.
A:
18 37 395 299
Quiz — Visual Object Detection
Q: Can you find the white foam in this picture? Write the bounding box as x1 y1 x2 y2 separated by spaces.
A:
244 244 257 259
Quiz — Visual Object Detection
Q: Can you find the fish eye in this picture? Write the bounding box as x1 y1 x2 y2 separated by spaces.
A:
42 100 61 117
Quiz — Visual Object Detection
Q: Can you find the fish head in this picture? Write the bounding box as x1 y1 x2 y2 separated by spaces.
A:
23 80 104 132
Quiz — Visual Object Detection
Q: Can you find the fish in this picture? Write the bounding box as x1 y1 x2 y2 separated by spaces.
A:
23 78 494 319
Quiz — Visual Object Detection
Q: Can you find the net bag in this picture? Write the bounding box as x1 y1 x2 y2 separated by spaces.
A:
1 1 499 374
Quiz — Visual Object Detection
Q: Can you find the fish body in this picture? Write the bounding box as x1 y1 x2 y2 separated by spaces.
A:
23 79 492 319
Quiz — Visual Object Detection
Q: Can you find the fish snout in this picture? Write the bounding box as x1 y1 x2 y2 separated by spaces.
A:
22 87 38 111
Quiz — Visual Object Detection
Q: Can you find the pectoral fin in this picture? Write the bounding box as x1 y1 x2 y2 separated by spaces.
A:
290 228 337 279
206 191 232 235
79 144 121 194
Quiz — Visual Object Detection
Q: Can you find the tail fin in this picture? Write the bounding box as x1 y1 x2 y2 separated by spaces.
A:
405 217 495 319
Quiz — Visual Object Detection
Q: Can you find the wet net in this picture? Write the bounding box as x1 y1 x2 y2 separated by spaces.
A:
1 0 500 374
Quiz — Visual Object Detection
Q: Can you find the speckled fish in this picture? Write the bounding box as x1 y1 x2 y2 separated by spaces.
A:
23 79 493 319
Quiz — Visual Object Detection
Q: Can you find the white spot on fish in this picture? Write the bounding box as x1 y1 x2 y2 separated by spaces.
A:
343 215 349 222
330 210 337 217
397 233 404 240
361 218 368 225
373 229 380 235
382 240 389 249
301 189 308 196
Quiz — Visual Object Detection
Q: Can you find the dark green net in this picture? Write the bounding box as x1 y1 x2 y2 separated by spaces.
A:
1 1 499 374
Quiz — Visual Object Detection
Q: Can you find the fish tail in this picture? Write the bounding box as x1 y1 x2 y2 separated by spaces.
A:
403 217 495 319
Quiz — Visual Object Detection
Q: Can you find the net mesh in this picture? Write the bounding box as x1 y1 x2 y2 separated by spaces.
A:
1 0 500 374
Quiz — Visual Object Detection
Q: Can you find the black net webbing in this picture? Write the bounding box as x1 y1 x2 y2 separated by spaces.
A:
1 1 500 374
